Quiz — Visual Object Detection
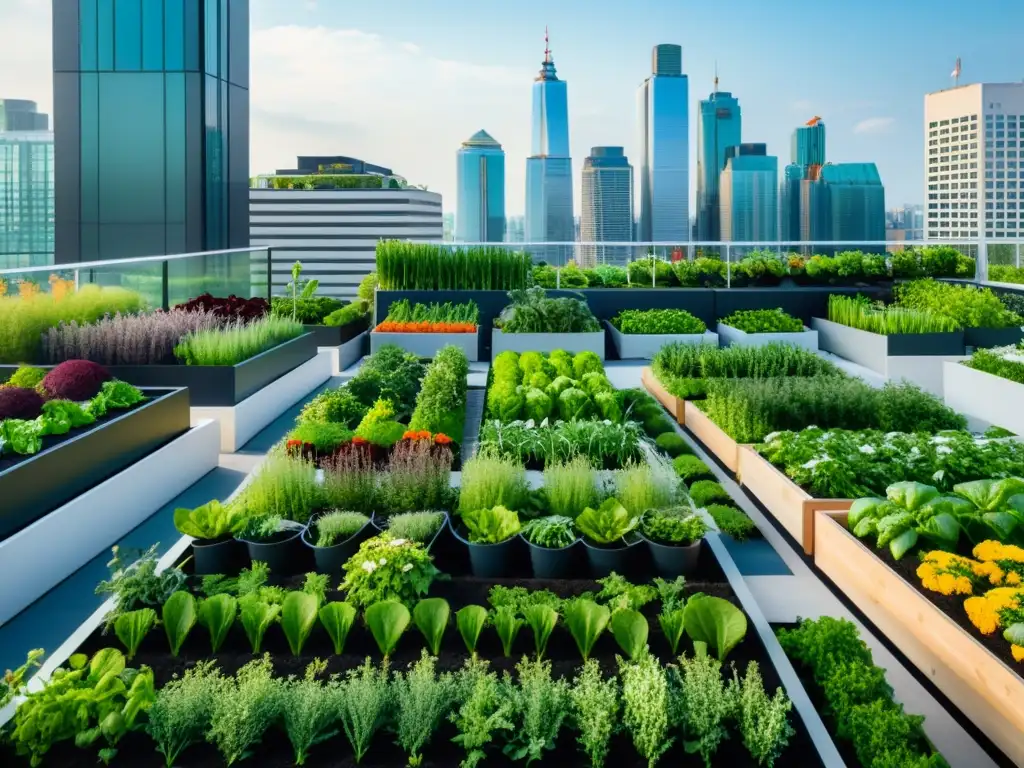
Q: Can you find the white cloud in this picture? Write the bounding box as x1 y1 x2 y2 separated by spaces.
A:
853 117 896 134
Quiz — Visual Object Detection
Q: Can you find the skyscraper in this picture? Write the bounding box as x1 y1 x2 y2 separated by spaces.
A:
821 163 886 249
580 147 634 266
637 44 689 243
924 83 1024 244
456 130 505 243
792 118 826 169
525 30 573 263
53 0 250 263
781 117 829 248
719 144 778 243
0 100 49 131
695 83 741 241
0 113 54 266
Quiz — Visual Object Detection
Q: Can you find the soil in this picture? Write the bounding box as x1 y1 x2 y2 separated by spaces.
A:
44 573 824 768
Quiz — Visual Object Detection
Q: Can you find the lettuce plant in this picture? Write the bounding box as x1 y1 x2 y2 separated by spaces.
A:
461 505 521 544
318 601 357 655
523 604 559 658
683 595 748 661
240 598 280 654
198 594 238 654
173 499 247 541
492 605 524 657
456 605 489 655
114 608 156 660
366 600 411 657
281 592 319 656
163 591 197 657
413 597 450 656
610 609 649 660
564 600 611 661
575 498 639 545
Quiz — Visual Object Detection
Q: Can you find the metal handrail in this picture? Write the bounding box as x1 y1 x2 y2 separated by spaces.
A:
0 246 269 276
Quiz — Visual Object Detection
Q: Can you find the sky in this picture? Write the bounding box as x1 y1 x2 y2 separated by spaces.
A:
2 0 1023 215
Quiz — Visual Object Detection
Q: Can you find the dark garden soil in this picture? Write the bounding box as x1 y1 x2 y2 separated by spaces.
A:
47 573 824 768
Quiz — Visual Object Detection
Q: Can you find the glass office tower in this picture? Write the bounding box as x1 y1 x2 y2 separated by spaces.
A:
0 132 55 266
456 129 505 242
792 119 826 168
580 146 633 266
525 33 574 263
719 144 778 243
695 88 741 241
821 163 886 252
637 44 689 243
53 0 250 263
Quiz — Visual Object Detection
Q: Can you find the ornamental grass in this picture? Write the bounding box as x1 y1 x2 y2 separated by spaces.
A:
827 294 960 335
174 316 305 366
376 240 531 291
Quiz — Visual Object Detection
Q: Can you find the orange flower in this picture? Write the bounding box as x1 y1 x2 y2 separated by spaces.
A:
434 433 453 445
286 439 302 447
374 320 477 334
416 430 431 440
402 430 418 440
351 436 369 446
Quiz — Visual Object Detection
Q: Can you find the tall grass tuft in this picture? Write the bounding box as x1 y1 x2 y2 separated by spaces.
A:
827 294 960 335
378 438 454 515
237 454 321 524
321 449 378 512
543 455 599 518
458 451 531 514
174 316 305 366
614 455 677 516
376 241 531 291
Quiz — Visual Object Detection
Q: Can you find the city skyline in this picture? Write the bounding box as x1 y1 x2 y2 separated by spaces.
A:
2 0 1023 217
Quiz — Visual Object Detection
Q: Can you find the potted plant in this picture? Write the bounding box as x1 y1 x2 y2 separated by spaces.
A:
302 510 373 574
575 498 642 577
639 506 708 577
236 514 308 573
173 499 248 575
453 505 522 577
519 515 580 578
373 510 450 553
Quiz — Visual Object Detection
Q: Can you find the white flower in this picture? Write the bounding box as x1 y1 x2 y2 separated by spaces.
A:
401 563 413 572
540 417 549 428
821 432 834 441
389 538 408 547
974 438 990 446
885 432 901 440
763 432 781 443
930 435 951 444
910 446 921 456
936 445 953 455
524 419 536 429
378 558 387 566
603 419 612 426
361 560 377 573
859 445 876 454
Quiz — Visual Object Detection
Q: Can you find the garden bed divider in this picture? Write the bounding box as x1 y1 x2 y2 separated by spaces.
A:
640 366 685 424
736 446 852 555
813 509 1024 766
683 400 740 472
811 317 965 375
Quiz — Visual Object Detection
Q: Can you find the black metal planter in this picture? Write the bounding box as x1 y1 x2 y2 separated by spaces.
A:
238 527 308 574
581 536 644 578
964 325 1024 349
642 535 702 578
302 518 375 574
191 536 247 575
452 526 520 578
521 535 582 578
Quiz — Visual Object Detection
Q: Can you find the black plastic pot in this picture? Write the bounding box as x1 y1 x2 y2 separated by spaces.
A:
642 535 702 578
581 536 644 578
452 526 519 578
191 536 246 575
302 518 374 574
238 527 307 574
522 535 581 578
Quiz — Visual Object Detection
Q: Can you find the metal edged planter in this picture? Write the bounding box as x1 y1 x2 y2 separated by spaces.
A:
521 534 582 578
943 361 1024 433
491 328 605 359
811 317 965 374
716 322 819 351
963 325 1024 349
191 536 247 575
641 534 702 578
304 315 370 347
302 516 376 574
581 535 644 578
238 524 309 574
451 525 520 577
606 321 718 360
370 330 480 361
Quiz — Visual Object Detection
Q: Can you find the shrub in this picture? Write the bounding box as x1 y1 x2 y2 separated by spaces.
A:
6 366 47 389
731 251 786 286
641 507 707 545
706 503 757 540
175 293 269 321
611 309 707 335
965 347 1024 384
627 256 677 287
689 480 731 507
408 346 469 442
673 256 727 287
270 295 346 324
593 265 628 287
674 454 713 482
323 301 369 328
298 387 369 428
495 287 600 333
41 360 111 400
340 534 441 607
894 279 1023 329
654 432 689 457
720 309 804 334
0 387 45 420
286 422 353 454
174 317 306 366
346 345 425 421
643 413 676 437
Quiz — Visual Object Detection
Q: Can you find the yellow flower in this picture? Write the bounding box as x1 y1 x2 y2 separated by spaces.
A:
1013 645 1024 663
965 597 1001 635
974 540 1024 564
1008 572 1022 586
973 561 1006 585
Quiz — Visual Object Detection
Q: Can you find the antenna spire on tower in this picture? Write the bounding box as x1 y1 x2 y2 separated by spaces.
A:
544 26 551 63
714 61 719 91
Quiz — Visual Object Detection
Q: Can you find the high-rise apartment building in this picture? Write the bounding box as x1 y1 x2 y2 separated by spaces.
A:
456 130 505 243
0 100 49 132
924 83 1024 243
580 147 633 266
53 0 250 263
0 100 53 266
525 31 574 262
695 86 741 241
637 44 689 243
719 144 778 243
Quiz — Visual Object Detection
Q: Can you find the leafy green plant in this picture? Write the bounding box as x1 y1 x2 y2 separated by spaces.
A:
612 308 707 334
619 652 674 767
683 595 748 661
286 421 354 453
302 572 330 606
408 344 471 441
895 278 1023 329
479 418 645 469
654 431 689 457
338 659 392 763
0 649 43 709
279 660 344 766
413 597 450 655
198 594 238 654
569 658 619 768
297 385 369 428
677 643 732 765
503 657 571 765
394 651 458 766
322 300 369 328
493 605 524 657
461 505 521 544
173 499 246 541
451 657 515 768
965 345 1024 385
279 591 319 656
113 608 156 660
576 497 639 545
163 591 197 657
659 607 687 655
457 605 490 655
610 609 649 660
523 604 559 658
827 294 960 334
147 660 228 768
733 661 795 768
316 601 356 654
706 503 757 539
236 453 320 524
615 457 678 516
641 507 708 545
565 600 611 660
521 515 577 549
96 544 187 627
209 655 280 765
721 308 805 334
595 572 658 613
366 600 411 657
688 480 731 508
496 287 601 333
240 599 280 654
674 454 713 482
312 510 369 548
340 534 442 608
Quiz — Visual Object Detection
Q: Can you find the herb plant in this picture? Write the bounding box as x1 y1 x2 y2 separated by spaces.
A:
394 651 459 766
312 510 369 547
965 345 1024 385
733 662 795 767
279 660 343 766
641 508 708 545
612 308 707 335
340 534 442 608
569 659 619 768
147 660 228 768
721 308 804 334
827 294 960 334
376 241 531 291
503 657 571 764
384 510 447 543
208 654 281 765
595 572 658 613
451 658 514 768
496 287 600 333
521 515 577 548
543 455 599 517
458 451 531 514
174 316 306 366
461 505 521 544
619 652 674 767
338 659 392 763
895 278 1023 329
677 644 731 765
706 503 757 539
95 545 187 626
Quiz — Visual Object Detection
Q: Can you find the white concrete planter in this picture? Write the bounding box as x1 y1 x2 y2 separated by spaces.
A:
606 321 717 360
944 362 1024 433
0 419 220 625
491 328 605 359
192 350 332 452
717 322 818 352
370 330 479 361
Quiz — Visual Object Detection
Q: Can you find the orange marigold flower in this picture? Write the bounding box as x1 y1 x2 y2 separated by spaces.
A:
1013 645 1024 663
286 439 302 447
351 436 369 446
416 430 431 439
402 430 418 440
434 433 453 445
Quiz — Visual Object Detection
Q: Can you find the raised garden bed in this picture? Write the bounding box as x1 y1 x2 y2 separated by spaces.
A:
640 366 685 424
303 315 370 347
0 387 190 541
491 328 605 359
944 361 1024 434
717 322 818 352
811 317 965 374
370 330 480 361
964 326 1024 349
813 509 1024 766
606 321 717 360
684 400 741 473
737 446 851 555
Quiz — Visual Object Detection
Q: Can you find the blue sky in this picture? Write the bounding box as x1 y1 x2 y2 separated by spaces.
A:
2 0 1022 215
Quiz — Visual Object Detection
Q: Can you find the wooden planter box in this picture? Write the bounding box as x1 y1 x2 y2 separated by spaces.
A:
640 367 685 424
737 446 851 555
684 401 740 473
944 361 1024 434
814 509 1024 766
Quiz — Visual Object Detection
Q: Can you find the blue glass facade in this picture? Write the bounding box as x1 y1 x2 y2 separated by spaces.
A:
719 144 778 243
456 130 505 242
792 120 826 166
580 147 633 266
53 0 249 263
695 90 741 241
820 163 886 252
637 45 689 243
